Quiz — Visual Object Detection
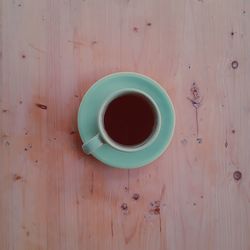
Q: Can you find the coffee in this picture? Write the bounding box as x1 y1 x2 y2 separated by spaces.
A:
103 93 156 146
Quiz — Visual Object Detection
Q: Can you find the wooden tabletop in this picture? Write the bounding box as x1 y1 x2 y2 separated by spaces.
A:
1 0 250 249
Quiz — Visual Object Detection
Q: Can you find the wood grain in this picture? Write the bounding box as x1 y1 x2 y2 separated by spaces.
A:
1 0 250 249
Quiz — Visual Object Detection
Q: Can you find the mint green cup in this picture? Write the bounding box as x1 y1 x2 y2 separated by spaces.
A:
78 72 175 169
82 88 161 154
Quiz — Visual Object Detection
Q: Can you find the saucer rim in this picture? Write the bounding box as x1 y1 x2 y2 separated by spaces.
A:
78 71 175 169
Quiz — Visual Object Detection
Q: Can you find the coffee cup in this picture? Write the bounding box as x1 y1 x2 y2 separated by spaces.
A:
83 88 161 154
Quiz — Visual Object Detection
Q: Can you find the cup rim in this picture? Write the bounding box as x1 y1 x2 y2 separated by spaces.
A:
98 88 161 152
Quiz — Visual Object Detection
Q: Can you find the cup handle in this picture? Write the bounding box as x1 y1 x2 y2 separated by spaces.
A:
82 134 104 155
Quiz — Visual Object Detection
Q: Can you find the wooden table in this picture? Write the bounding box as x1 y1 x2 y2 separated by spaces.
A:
1 0 250 249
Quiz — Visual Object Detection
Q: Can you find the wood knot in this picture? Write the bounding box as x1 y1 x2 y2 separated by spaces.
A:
36 103 47 110
121 203 128 210
149 201 161 215
13 174 22 181
231 60 238 69
133 27 138 32
132 193 140 200
196 138 202 144
191 83 200 100
233 171 242 181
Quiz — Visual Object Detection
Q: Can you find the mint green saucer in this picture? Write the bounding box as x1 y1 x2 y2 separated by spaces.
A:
78 72 175 169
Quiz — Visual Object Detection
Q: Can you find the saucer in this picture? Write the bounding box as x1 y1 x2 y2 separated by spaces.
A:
78 72 175 169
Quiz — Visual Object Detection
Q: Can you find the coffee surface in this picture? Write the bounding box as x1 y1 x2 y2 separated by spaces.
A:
104 93 156 146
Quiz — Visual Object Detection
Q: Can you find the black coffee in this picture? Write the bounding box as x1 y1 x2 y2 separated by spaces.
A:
103 93 156 146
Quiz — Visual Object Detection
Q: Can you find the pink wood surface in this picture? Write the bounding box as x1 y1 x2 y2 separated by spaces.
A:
0 0 250 249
